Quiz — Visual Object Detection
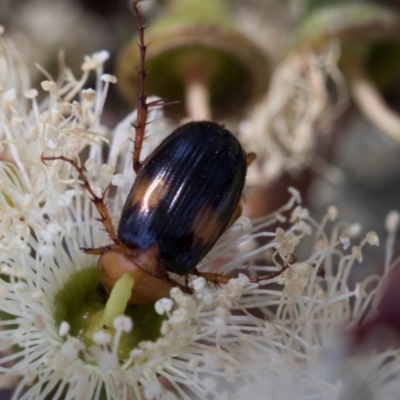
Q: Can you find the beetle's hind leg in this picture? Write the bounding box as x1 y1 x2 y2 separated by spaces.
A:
192 252 294 288
164 274 193 294
248 253 296 284
41 154 119 245
193 265 289 288
248 266 288 284
192 267 230 286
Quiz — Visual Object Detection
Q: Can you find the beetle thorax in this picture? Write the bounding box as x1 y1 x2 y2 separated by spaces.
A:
98 246 173 305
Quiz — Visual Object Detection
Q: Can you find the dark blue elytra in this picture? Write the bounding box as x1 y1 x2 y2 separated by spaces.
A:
117 121 247 275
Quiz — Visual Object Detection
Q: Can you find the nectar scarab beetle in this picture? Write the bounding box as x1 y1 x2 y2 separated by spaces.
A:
117 121 247 275
41 0 268 305
95 119 250 304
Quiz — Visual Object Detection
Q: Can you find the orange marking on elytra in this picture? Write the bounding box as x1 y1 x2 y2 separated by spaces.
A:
191 206 222 246
129 175 169 211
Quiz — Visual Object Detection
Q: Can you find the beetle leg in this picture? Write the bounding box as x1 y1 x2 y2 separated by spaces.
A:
192 267 230 286
82 246 111 255
193 265 288 288
249 253 295 284
164 274 193 294
131 3 180 174
132 1 148 175
41 154 119 244
246 152 256 166
83 243 132 255
194 266 288 288
249 265 288 284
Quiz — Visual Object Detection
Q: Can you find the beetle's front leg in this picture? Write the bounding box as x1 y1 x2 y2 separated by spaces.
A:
82 243 127 255
41 154 118 244
82 246 111 255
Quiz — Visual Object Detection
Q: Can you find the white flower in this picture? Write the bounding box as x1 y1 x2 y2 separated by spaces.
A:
0 32 293 399
240 41 349 185
1 31 400 400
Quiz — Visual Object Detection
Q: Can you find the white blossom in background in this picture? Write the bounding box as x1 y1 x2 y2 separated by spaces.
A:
241 41 348 185
1 29 400 400
0 28 29 98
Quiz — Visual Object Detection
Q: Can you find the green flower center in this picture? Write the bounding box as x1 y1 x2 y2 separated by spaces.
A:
53 267 165 360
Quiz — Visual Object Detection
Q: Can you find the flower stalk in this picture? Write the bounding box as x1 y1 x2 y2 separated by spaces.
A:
342 52 400 145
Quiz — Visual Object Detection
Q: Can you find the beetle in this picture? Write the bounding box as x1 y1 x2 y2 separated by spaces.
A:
95 118 252 304
42 0 258 305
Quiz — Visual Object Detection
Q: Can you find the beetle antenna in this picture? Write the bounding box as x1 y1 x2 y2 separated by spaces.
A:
132 0 148 174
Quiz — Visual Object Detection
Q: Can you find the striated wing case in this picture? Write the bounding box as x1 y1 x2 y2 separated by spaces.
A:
117 121 247 275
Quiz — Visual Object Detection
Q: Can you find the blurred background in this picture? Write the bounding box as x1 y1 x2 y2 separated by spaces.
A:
1 0 400 301
1 0 400 396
